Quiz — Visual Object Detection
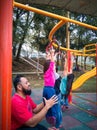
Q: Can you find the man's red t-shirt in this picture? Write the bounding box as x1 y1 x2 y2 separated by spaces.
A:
11 94 37 130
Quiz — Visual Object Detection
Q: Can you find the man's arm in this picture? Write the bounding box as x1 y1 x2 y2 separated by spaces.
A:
25 95 58 127
33 102 44 113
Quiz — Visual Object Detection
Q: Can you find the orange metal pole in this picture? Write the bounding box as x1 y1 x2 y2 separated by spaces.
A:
0 0 13 130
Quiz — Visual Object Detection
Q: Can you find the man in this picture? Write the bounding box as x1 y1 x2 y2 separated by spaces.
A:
11 74 58 130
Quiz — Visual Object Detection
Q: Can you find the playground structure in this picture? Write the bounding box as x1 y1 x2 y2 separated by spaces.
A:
0 1 97 130
72 67 96 90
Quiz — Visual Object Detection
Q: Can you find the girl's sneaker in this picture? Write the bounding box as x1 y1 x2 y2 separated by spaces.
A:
46 116 56 126
61 105 69 112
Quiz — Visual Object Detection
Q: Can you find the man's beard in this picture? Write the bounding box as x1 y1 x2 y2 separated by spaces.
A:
22 87 32 95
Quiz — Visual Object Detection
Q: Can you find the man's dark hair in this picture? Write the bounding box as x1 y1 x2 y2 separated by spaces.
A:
13 74 24 91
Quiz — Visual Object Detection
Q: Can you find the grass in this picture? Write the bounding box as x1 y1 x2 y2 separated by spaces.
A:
27 74 44 88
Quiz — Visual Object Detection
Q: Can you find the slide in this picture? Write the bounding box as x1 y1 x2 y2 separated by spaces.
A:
72 67 96 90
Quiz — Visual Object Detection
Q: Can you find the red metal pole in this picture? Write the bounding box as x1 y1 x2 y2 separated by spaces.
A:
96 44 97 102
0 0 13 130
67 50 71 72
67 50 72 103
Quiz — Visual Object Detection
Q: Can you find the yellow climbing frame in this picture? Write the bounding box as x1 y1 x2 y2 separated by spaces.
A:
14 1 97 56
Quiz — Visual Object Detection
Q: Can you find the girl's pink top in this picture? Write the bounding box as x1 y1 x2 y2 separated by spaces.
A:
44 61 55 87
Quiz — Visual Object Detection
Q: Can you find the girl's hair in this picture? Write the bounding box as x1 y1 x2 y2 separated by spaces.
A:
43 59 50 73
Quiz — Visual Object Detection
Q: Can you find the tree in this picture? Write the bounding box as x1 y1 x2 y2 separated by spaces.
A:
13 8 34 59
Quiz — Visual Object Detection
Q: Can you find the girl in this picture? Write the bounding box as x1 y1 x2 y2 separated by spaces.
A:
60 53 68 110
43 49 62 130
60 52 74 111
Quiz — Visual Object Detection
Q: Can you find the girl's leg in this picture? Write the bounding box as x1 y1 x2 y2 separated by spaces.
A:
43 87 57 126
55 94 62 128
62 95 68 111
60 94 64 105
64 95 68 108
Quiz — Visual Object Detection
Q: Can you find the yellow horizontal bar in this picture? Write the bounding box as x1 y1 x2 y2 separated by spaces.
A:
84 43 96 48
14 2 97 31
85 48 96 52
